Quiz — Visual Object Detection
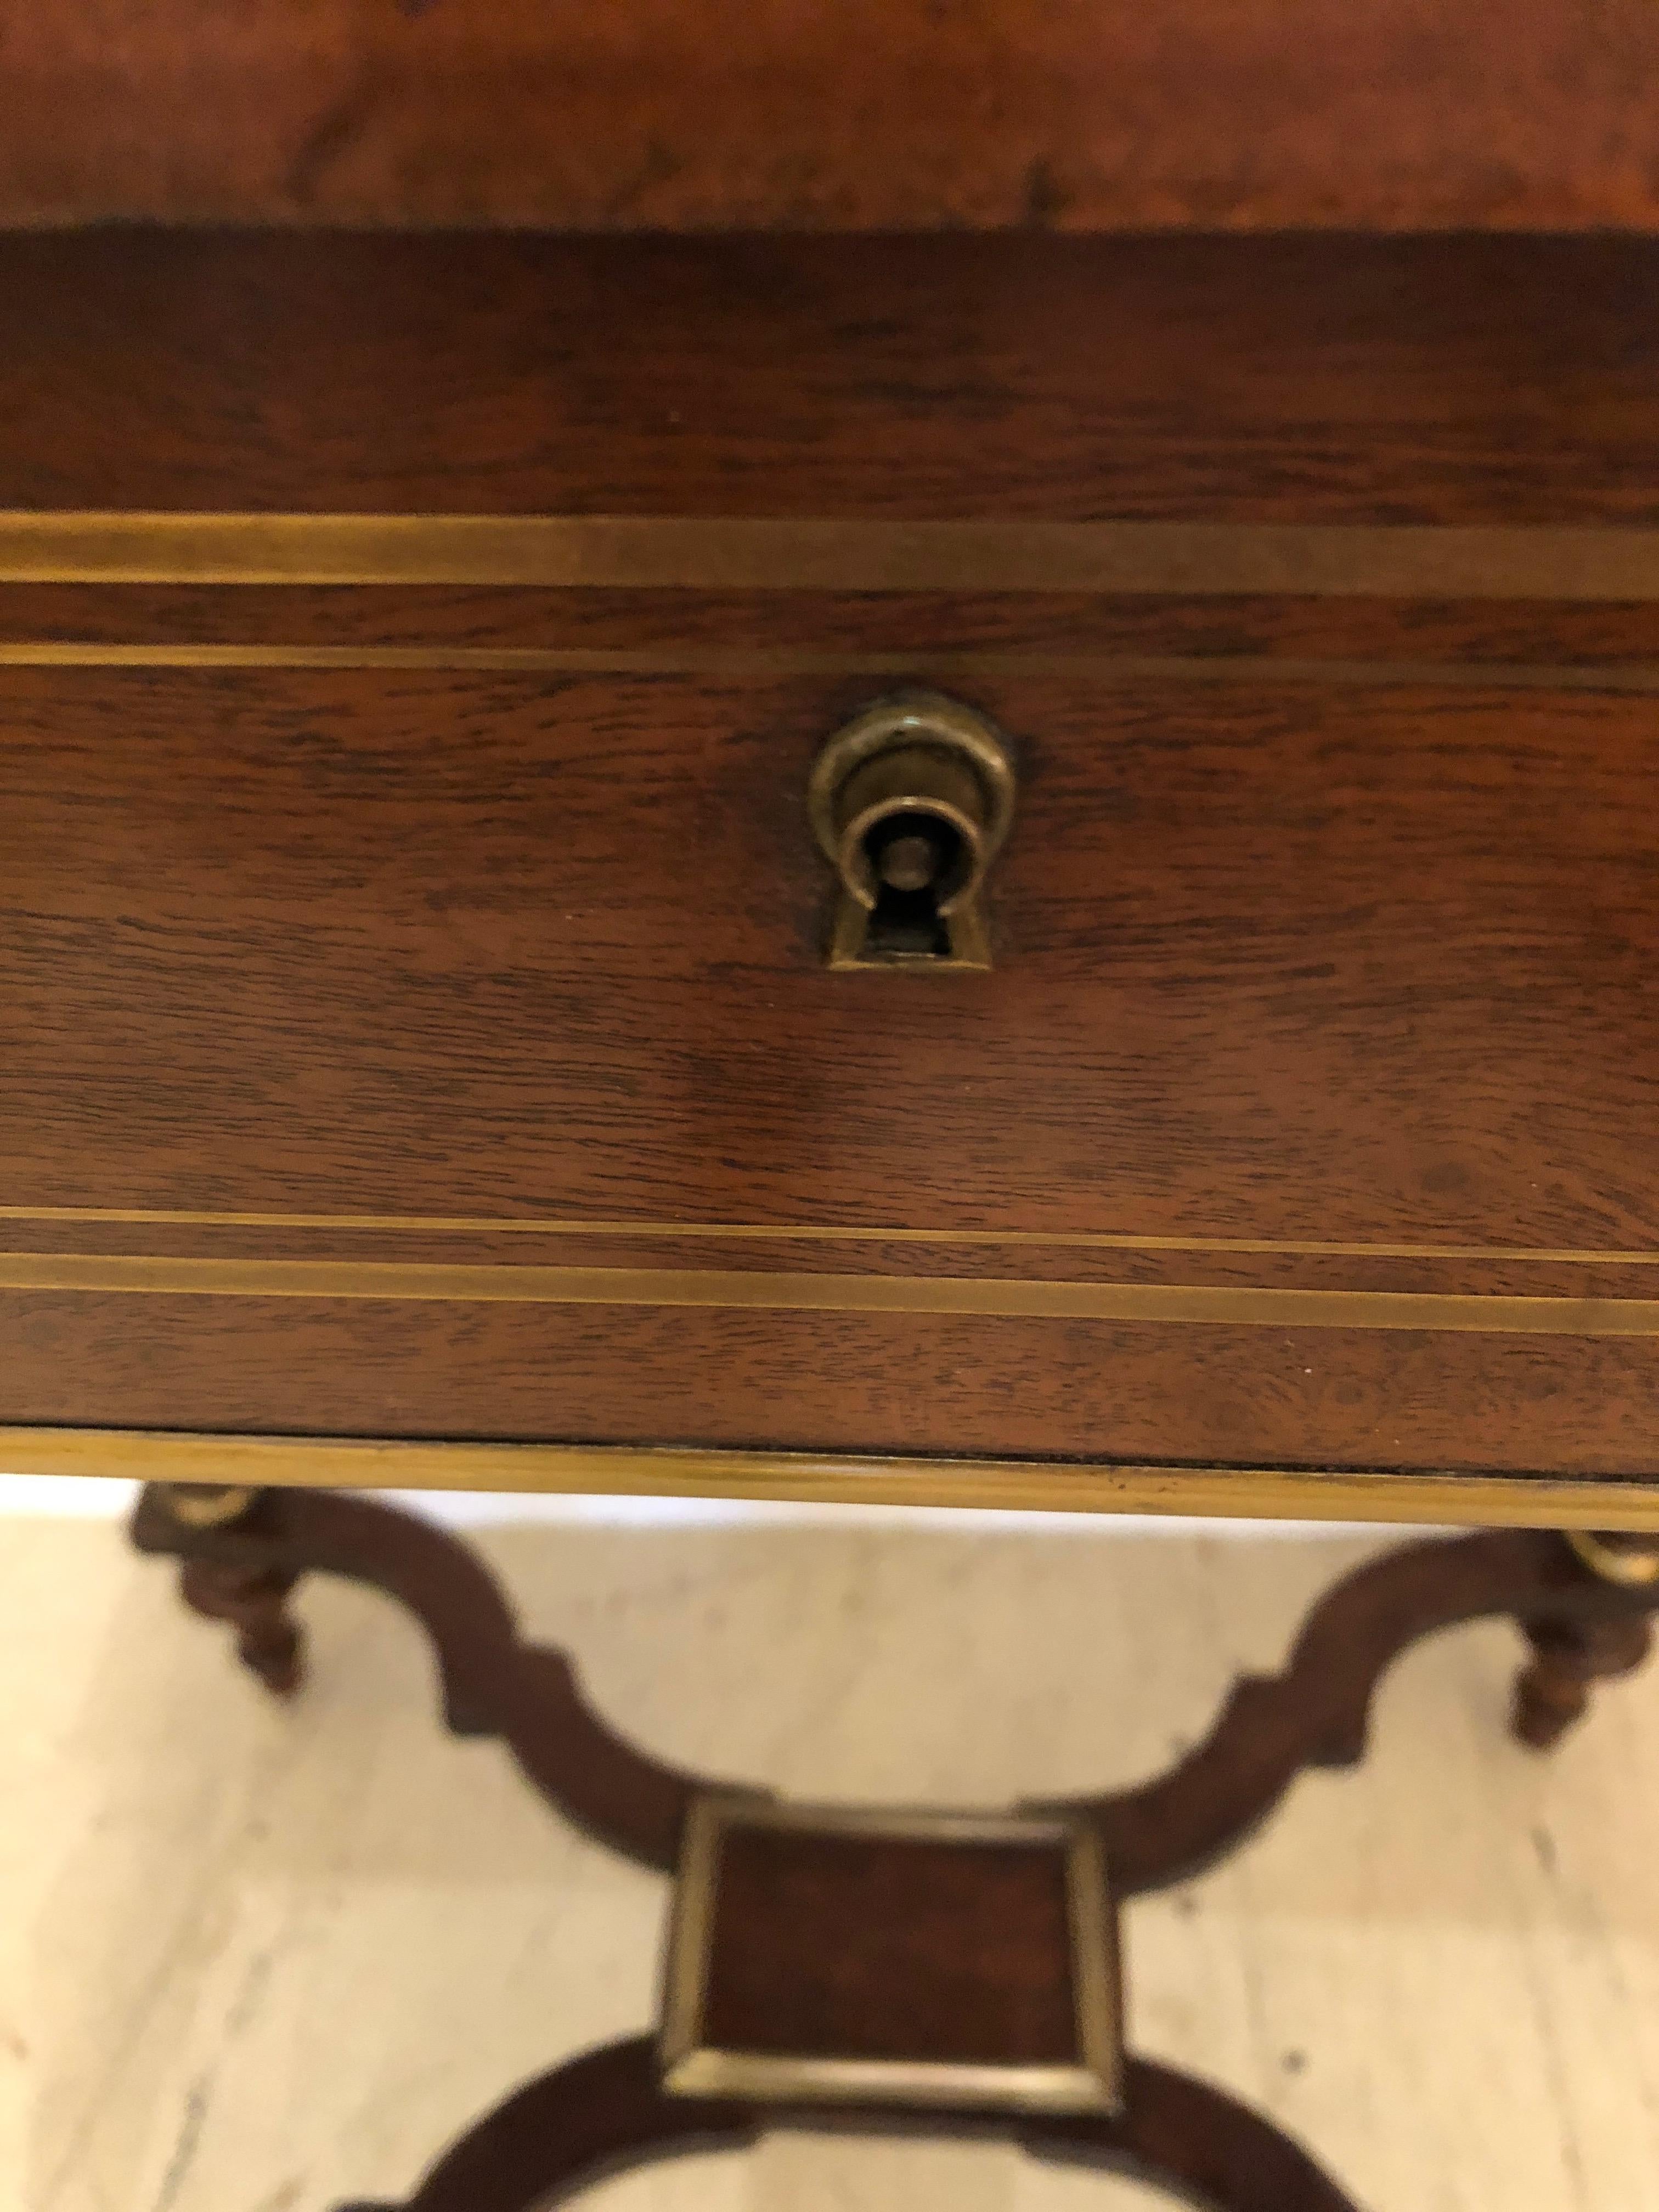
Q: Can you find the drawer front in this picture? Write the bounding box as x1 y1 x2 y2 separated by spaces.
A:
2 651 1657 1496
2 661 1656 1248
3 230 1658 1519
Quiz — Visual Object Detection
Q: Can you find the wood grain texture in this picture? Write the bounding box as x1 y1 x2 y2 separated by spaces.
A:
10 1297 1659 1482
701 1827 1080 2067
4 234 1659 526
2 667 1654 1247
3 659 1658 1474
5 3 1659 234
4 229 1657 1490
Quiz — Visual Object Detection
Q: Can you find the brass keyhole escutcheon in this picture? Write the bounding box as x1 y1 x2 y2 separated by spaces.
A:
808 692 1016 969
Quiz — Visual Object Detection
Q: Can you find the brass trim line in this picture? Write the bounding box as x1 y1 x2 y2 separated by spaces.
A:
5 1427 1659 1531
2 1205 1657 1267
5 1251 1659 1332
2 641 1658 691
4 512 1659 600
1063 1820 1121 2107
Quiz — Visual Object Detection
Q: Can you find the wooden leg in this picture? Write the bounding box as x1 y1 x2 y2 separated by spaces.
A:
1046 1526 1659 1893
330 2037 754 2212
1027 2056 1362 2212
138 1483 306 1697
335 2036 1358 2212
127 1495 1659 2211
128 1481 701 1868
178 1553 305 1697
1512 1612 1654 1750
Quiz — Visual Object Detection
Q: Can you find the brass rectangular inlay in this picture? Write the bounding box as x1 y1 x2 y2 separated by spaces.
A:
4 511 1659 600
662 1795 1121 2115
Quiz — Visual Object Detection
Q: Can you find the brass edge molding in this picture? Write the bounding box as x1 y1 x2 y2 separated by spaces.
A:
4 512 1659 600
6 1251 1659 1333
5 1426 1659 1532
7 1209 1659 1266
4 1205 1659 1267
2 642 1658 691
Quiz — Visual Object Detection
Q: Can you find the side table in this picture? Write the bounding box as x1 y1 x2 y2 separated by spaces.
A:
8 33 1659 2207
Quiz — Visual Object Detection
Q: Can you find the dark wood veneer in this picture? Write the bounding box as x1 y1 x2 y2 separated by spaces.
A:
4 667 1655 1250
3 230 1657 1492
5 234 1659 524
10 1300 1659 1482
4 651 1658 1475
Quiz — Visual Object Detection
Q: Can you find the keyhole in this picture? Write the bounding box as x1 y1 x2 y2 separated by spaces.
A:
863 809 965 959
810 693 1016 970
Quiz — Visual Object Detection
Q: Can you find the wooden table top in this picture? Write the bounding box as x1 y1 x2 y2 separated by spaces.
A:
5 2 1659 235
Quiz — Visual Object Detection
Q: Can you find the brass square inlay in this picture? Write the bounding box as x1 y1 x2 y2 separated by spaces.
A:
661 1793 1121 2115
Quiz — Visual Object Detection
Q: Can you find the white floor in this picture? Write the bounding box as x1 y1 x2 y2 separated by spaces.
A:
7 1489 1659 2211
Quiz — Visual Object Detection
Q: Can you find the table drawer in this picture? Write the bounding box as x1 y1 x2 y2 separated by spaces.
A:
3 228 1658 1518
2 650 1657 1490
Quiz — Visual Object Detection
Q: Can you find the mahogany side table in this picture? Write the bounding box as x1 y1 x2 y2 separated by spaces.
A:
5 10 1659 2205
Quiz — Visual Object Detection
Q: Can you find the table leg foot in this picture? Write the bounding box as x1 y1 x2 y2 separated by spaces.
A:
177 1553 305 1697
1513 1611 1654 1750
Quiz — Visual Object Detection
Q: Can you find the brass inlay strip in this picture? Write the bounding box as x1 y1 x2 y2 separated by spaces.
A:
7 1252 1659 1333
4 512 1659 600
1 641 1658 690
3 1206 1657 1267
5 1427 1658 1532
